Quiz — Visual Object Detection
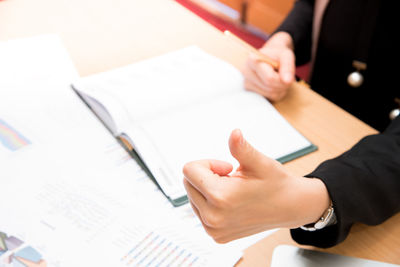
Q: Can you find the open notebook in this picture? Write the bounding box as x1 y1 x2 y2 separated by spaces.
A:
71 46 317 207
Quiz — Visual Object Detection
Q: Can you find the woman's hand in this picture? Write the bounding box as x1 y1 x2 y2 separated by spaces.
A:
242 31 296 102
183 129 330 243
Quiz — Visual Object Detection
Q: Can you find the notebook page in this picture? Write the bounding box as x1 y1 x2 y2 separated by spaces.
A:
74 46 244 124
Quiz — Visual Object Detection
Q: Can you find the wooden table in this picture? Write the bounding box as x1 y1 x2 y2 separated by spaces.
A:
1 0 399 265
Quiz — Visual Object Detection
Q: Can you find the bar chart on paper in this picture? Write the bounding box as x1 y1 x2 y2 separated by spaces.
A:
117 227 206 267
0 119 31 152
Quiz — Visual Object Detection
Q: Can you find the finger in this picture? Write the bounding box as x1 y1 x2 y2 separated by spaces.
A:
278 49 295 85
252 61 289 102
244 79 268 97
246 53 260 70
184 179 221 228
244 61 286 101
229 129 267 171
183 160 232 197
243 59 272 94
245 79 286 102
183 177 207 205
247 54 278 87
188 199 201 220
183 178 207 203
253 60 280 87
188 200 213 231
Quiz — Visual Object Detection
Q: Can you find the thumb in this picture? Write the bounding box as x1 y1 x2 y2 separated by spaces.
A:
229 129 265 170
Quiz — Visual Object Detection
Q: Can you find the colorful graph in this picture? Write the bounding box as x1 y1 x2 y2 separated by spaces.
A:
0 119 31 151
0 231 47 267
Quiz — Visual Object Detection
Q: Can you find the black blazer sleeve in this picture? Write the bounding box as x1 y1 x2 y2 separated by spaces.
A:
275 0 314 65
291 116 400 248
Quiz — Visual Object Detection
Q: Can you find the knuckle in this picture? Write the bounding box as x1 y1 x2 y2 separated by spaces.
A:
203 225 218 238
259 45 270 54
244 81 258 92
203 209 226 228
240 65 248 76
283 49 295 60
182 177 191 190
182 161 195 176
203 227 230 244
245 57 252 68
267 89 286 102
209 191 230 209
246 56 256 68
259 72 275 86
214 236 231 244
269 94 280 102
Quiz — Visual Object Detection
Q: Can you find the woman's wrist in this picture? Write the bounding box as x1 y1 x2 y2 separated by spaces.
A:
288 177 331 228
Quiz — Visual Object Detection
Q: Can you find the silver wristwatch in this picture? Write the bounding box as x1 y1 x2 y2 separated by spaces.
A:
300 202 337 231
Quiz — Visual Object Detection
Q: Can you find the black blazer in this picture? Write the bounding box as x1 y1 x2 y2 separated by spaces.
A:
291 116 400 248
275 0 400 247
277 0 399 132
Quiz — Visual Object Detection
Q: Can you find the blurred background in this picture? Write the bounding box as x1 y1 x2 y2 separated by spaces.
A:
174 0 310 80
